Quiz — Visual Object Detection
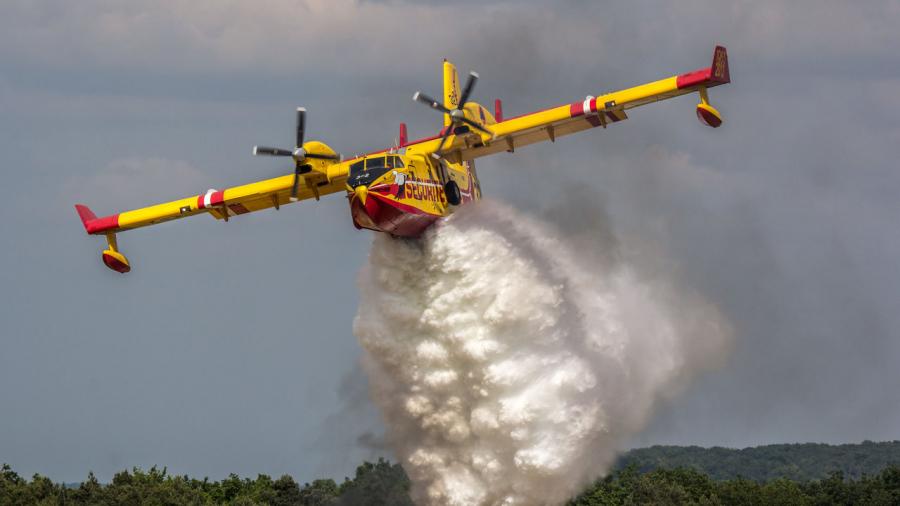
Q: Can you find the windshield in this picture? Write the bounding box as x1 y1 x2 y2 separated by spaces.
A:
348 156 402 188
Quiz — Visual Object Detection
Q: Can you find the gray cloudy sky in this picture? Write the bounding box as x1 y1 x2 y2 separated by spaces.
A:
2 0 899 484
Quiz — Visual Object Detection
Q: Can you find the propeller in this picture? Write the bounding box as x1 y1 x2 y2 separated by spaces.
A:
413 71 493 157
253 107 340 201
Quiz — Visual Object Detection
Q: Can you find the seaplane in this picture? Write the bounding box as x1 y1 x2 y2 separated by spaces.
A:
75 46 731 273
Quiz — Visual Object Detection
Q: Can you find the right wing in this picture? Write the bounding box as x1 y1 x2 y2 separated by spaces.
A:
75 160 350 236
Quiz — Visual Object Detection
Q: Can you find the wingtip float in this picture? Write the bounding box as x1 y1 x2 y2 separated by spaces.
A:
76 45 730 274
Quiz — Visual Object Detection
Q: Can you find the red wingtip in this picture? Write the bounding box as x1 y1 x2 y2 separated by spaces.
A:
676 45 732 90
74 204 98 232
74 204 119 235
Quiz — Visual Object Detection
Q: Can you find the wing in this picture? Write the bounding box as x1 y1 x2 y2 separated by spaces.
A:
75 159 350 272
76 165 349 235
432 46 730 163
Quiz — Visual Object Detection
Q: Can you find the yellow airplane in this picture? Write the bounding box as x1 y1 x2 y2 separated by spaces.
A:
76 46 731 273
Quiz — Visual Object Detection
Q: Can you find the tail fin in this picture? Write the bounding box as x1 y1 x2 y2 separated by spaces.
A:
442 59 461 128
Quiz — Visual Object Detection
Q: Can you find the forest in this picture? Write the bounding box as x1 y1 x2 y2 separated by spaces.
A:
616 441 900 481
3 441 900 505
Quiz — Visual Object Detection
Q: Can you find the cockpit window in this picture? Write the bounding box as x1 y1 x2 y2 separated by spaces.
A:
366 156 385 171
348 156 390 188
387 155 404 168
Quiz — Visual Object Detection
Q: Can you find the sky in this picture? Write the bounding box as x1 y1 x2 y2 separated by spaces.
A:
2 0 899 484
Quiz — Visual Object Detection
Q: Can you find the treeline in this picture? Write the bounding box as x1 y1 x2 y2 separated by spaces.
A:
569 466 900 505
4 442 900 505
4 461 900 505
616 441 900 481
0 459 414 506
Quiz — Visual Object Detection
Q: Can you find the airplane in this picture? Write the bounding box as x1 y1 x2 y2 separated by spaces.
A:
75 46 730 273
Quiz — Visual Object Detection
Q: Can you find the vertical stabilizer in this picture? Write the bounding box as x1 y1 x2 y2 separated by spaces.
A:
442 59 461 128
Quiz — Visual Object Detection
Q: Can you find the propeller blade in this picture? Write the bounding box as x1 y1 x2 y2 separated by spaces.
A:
253 146 294 157
414 92 452 114
433 127 454 157
290 166 302 201
415 68 487 156
457 71 478 108
254 107 338 181
459 116 494 136
296 107 306 149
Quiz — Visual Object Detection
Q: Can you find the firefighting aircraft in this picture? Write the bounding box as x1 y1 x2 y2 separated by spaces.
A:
76 46 730 273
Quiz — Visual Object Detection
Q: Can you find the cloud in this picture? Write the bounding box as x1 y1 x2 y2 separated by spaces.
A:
1 0 460 75
4 0 898 85
67 157 210 211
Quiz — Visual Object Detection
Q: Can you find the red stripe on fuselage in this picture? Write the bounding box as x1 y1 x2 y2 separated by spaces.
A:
350 193 439 237
370 191 437 217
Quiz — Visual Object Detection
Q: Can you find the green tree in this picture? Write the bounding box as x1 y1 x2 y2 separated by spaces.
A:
337 459 413 506
299 479 339 505
271 474 302 506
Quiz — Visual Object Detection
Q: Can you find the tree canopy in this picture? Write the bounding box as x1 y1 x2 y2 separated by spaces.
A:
616 441 900 481
4 442 900 505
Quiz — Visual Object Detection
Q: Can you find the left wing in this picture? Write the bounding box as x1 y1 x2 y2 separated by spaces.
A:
433 46 730 163
75 158 349 272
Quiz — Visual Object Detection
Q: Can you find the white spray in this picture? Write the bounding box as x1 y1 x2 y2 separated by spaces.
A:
354 200 731 506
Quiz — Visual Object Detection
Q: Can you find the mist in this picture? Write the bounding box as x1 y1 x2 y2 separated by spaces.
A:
354 199 732 505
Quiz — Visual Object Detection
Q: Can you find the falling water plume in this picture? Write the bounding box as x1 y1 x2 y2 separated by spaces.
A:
354 199 731 505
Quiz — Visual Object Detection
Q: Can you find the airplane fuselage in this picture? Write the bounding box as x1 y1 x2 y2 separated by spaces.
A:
346 151 481 237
